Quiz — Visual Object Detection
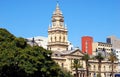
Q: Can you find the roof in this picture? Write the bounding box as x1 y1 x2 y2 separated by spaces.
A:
52 48 84 57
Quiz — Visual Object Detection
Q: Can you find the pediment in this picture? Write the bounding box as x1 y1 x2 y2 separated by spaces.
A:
70 49 84 56
61 49 84 57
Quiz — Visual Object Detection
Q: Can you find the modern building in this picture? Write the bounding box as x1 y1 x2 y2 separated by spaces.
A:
81 36 93 55
107 36 120 49
107 36 120 70
92 42 112 56
26 36 48 49
81 36 112 56
114 49 120 60
113 49 120 72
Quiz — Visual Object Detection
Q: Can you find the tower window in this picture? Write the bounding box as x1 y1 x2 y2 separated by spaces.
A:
55 36 56 42
63 36 65 42
59 36 61 42
66 48 68 51
51 37 52 42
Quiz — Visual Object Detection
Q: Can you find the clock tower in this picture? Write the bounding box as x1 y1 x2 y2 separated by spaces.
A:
48 3 68 51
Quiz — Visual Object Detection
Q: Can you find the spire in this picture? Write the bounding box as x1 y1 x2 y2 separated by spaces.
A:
53 1 62 15
56 1 59 10
51 2 64 28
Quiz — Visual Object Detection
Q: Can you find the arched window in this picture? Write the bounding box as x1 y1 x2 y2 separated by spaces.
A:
51 37 52 42
94 65 96 70
55 36 56 42
104 66 106 71
61 63 64 68
63 36 65 42
59 36 61 42
109 65 111 70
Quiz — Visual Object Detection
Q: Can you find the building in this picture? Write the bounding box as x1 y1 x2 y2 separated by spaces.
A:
114 49 120 61
47 3 87 76
92 42 112 56
81 36 93 55
27 36 48 49
27 3 119 77
52 48 86 77
27 36 73 51
113 49 120 72
107 36 120 70
89 60 118 77
47 3 68 52
47 3 119 77
81 36 112 56
107 36 120 49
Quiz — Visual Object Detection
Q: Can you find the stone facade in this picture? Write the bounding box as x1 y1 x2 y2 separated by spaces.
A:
89 60 118 77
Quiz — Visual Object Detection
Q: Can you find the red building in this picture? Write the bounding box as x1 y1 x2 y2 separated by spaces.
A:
81 36 93 55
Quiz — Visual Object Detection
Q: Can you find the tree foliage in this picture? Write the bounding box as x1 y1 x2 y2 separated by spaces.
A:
95 53 104 77
82 53 90 77
0 28 73 77
108 52 118 77
72 59 82 77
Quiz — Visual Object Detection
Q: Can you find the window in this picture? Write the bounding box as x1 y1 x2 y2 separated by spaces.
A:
59 36 61 42
94 65 96 70
117 55 118 57
61 63 64 68
51 37 52 42
109 65 111 70
55 54 58 56
63 36 65 42
55 37 56 42
104 66 106 71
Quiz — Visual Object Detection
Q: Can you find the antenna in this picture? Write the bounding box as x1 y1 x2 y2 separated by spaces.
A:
56 0 59 6
57 0 59 4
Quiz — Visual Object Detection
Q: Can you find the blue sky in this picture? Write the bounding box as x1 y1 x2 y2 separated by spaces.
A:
0 0 120 48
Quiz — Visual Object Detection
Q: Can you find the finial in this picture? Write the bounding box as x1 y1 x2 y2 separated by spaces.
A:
57 0 59 4
56 0 59 7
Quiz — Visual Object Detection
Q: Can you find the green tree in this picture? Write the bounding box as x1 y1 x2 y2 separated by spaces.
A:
60 69 73 77
95 53 104 77
82 53 90 77
0 28 72 77
108 52 118 77
72 59 82 77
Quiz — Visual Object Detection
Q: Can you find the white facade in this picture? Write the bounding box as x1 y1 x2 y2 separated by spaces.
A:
114 49 120 61
114 49 120 72
92 42 112 56
27 36 73 51
27 36 48 49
